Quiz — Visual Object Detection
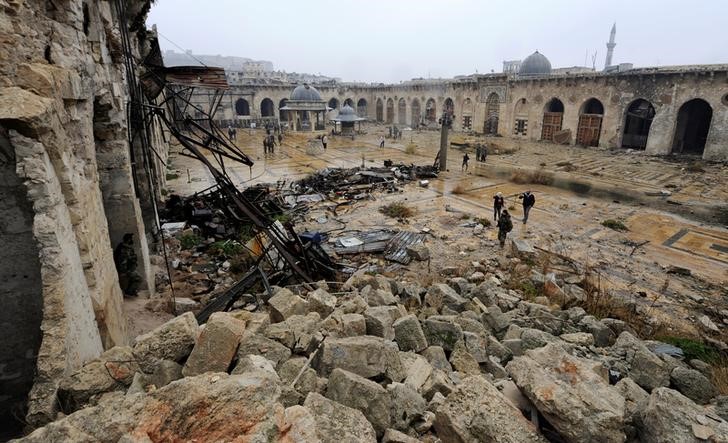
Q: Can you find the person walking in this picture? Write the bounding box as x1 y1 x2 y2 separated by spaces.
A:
497 209 513 248
322 134 328 150
493 192 505 221
519 191 536 224
476 145 482 162
462 152 470 172
114 233 142 296
481 143 488 162
278 132 283 145
379 135 385 149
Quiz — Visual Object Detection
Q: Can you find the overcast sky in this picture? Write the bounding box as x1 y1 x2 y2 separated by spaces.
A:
148 0 727 83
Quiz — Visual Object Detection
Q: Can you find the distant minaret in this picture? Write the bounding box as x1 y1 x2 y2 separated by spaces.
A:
604 23 616 69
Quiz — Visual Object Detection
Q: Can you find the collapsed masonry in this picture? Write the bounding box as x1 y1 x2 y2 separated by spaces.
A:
0 0 166 430
16 268 728 442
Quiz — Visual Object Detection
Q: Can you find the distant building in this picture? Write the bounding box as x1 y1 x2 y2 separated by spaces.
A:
502 60 521 74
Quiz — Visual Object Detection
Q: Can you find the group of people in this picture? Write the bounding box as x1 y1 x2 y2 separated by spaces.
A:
227 127 237 140
475 143 488 162
493 190 536 248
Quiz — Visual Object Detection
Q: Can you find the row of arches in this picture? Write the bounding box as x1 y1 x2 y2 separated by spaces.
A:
374 97 457 127
525 96 711 154
234 97 369 119
232 93 713 155
327 98 368 116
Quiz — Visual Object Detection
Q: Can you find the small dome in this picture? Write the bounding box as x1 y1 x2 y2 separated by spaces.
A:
291 83 322 101
519 51 552 76
338 104 355 115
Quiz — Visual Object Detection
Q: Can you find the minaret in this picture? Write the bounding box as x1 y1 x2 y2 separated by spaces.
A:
604 23 616 69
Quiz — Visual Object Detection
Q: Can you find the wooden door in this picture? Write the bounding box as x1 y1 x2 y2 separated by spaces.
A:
541 112 563 141
576 114 602 146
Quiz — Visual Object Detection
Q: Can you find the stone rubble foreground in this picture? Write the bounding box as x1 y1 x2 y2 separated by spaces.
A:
16 272 728 442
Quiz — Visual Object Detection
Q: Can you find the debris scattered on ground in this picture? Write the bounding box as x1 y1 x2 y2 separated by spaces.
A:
24 268 728 442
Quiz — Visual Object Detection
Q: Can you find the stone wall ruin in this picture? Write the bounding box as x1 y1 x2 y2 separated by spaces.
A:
0 0 166 429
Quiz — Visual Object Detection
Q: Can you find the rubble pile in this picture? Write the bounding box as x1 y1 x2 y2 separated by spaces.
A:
19 267 728 442
293 164 438 200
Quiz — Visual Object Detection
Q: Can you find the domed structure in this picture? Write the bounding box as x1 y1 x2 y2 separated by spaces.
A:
336 104 357 121
519 51 552 76
291 83 322 101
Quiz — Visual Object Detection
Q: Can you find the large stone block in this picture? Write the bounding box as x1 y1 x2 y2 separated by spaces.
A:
303 392 377 442
57 346 138 413
506 343 626 443
132 312 199 373
612 332 670 392
393 314 428 352
364 305 402 340
308 288 336 318
424 283 467 312
268 288 308 323
326 368 392 437
638 387 728 443
433 375 546 443
20 372 285 442
236 331 291 368
312 336 404 382
183 312 245 376
387 382 427 432
422 316 463 352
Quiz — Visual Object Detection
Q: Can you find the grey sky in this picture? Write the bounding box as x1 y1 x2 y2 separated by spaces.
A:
148 0 727 83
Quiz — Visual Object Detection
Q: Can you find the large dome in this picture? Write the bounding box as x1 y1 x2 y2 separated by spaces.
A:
519 51 552 76
290 83 322 101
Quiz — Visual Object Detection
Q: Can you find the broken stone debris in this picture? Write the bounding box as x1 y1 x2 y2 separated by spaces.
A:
20 275 728 442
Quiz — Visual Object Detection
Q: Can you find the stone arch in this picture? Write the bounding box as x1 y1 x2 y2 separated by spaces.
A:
576 97 604 146
386 98 394 124
672 98 712 156
234 98 250 116
622 99 655 150
444 98 455 116
411 98 422 127
484 92 499 134
328 98 339 110
541 98 564 141
279 98 288 121
398 98 406 125
260 98 274 117
425 98 437 124
343 98 354 107
357 98 367 117
513 98 528 136
376 99 384 122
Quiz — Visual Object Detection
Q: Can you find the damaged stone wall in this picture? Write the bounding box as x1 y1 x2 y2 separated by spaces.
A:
0 0 165 428
202 67 728 160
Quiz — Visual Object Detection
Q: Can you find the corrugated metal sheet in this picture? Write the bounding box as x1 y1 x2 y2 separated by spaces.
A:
384 231 426 264
330 230 397 255
164 66 229 89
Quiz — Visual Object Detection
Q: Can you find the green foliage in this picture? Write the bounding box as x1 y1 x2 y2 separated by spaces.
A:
519 280 539 300
660 337 721 363
209 240 246 257
602 219 629 231
273 213 292 224
179 233 201 250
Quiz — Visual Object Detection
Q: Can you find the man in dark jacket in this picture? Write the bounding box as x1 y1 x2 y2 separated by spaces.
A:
114 233 142 296
493 192 505 221
497 210 513 248
519 191 536 224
